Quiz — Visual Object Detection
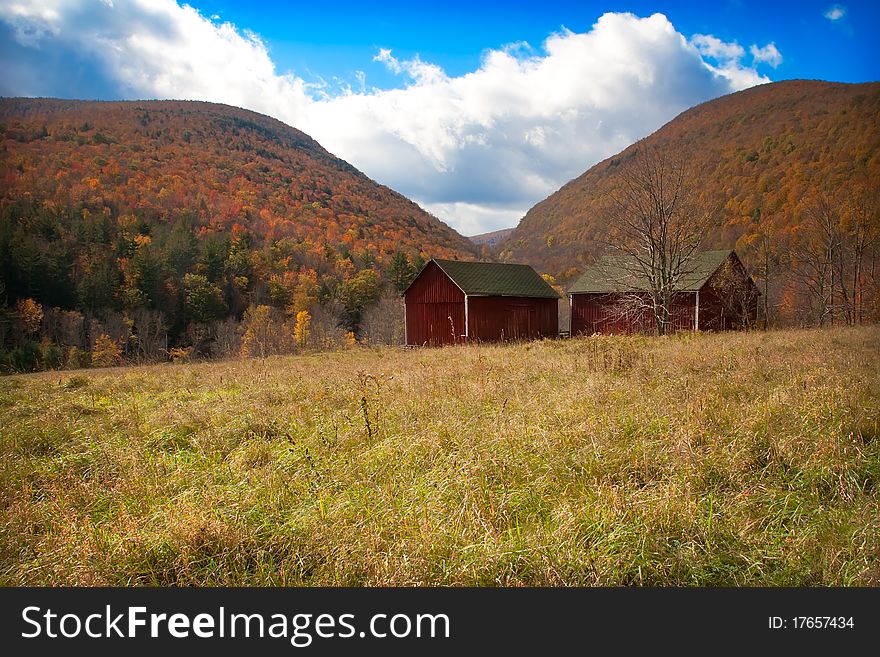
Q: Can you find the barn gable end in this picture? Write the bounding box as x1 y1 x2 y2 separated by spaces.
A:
403 260 466 346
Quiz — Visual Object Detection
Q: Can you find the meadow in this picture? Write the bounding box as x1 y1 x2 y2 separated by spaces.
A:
1 326 878 586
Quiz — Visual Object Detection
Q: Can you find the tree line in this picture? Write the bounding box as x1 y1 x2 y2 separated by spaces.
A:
0 199 419 372
596 141 880 334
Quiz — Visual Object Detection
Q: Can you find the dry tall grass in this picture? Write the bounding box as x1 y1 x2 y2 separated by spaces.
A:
1 327 878 585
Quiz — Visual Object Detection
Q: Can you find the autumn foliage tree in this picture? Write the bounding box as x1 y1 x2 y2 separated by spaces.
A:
15 298 43 336
91 334 122 367
293 310 311 349
339 269 382 334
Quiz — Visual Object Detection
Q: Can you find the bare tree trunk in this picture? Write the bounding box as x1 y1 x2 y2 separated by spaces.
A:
603 141 712 334
829 240 835 326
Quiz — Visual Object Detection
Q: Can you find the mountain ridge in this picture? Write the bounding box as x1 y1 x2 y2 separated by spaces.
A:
0 97 477 262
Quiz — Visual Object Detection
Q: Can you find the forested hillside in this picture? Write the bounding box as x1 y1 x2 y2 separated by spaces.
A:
470 228 514 248
0 99 476 370
500 80 880 326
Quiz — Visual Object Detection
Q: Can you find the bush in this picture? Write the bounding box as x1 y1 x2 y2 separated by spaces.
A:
38 340 64 370
65 346 90 369
91 334 123 367
0 342 40 373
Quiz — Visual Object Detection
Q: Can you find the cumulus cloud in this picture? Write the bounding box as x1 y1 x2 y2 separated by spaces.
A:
2 2 62 47
0 1 778 235
691 32 781 88
750 43 782 68
691 34 745 61
824 4 847 21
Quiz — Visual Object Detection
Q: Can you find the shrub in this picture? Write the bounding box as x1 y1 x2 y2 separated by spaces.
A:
65 346 89 369
91 333 123 367
38 340 63 370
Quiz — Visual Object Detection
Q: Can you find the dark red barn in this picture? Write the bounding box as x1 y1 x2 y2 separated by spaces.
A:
404 259 560 346
569 250 758 335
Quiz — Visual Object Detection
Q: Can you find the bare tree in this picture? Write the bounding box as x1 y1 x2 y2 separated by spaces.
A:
238 305 294 358
307 301 348 350
840 184 880 325
790 189 880 327
131 308 167 361
41 307 87 349
360 292 405 345
605 141 713 334
183 321 213 357
210 317 241 358
736 212 792 329
794 194 842 326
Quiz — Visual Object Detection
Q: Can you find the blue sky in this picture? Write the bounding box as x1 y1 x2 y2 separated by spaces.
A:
1 1 877 234
186 1 878 87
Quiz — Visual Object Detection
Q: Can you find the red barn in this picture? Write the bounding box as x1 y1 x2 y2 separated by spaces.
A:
569 250 758 335
404 259 560 346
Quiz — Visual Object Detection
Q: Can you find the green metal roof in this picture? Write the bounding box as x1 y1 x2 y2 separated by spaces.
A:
568 250 735 294
431 259 560 298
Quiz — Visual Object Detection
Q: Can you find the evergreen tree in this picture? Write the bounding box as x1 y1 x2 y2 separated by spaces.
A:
183 273 227 323
339 269 381 333
388 251 416 293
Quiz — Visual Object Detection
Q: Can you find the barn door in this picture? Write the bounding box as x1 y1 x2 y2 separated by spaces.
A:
505 305 532 340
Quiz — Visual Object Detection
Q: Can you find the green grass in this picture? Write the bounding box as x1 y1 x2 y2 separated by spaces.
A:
1 327 878 585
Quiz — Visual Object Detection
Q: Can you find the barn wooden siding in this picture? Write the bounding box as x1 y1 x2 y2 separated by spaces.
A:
570 292 697 335
404 261 466 346
467 296 558 341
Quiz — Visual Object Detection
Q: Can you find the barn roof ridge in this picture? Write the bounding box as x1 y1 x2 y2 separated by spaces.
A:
568 249 738 295
427 258 560 298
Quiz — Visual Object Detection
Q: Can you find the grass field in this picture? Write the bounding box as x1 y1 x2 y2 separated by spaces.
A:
1 327 878 586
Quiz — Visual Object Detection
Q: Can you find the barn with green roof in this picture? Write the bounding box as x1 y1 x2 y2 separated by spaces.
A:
403 259 559 346
568 250 758 334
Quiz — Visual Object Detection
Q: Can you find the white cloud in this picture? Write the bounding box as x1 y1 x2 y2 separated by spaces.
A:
691 33 781 87
750 43 782 68
373 47 446 86
421 202 526 237
1 2 61 47
692 34 745 61
824 4 847 21
0 2 776 235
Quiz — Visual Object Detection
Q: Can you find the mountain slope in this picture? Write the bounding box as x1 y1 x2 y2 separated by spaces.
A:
0 98 478 350
0 98 476 262
500 80 880 279
469 227 514 248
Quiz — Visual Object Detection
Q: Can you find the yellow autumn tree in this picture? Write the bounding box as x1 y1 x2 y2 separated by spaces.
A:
15 298 43 335
293 310 311 349
288 268 319 315
240 305 271 358
91 334 122 367
240 305 292 358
